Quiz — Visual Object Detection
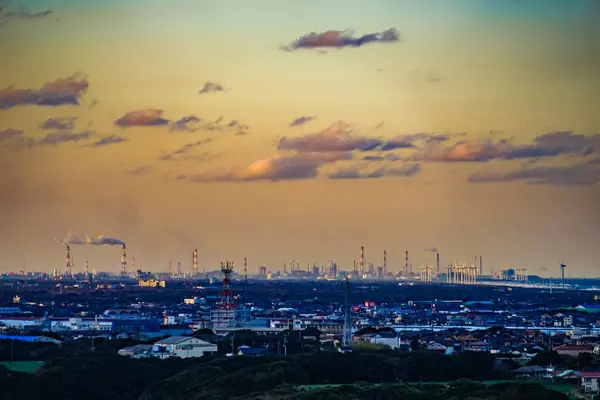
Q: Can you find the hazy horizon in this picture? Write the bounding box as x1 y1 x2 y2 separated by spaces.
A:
1 0 599 277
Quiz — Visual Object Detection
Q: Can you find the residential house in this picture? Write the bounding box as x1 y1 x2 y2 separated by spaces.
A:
512 366 554 380
581 372 600 393
118 344 154 359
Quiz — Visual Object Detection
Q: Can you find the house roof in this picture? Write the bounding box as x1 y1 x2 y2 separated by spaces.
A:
238 347 268 355
580 372 600 378
553 344 594 351
155 336 193 345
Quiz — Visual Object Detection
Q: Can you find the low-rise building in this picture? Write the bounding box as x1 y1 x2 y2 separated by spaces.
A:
581 372 600 393
152 336 217 358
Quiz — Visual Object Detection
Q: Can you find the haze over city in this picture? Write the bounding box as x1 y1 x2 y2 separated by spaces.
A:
1 0 599 276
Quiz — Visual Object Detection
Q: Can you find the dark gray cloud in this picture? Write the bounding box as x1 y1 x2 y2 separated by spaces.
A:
412 131 600 162
198 81 225 94
0 6 52 29
40 117 76 131
170 116 201 131
289 116 316 127
91 135 127 147
362 154 401 162
37 131 91 146
329 163 420 180
278 122 444 153
282 28 400 51
469 161 600 186
115 109 169 127
0 73 89 109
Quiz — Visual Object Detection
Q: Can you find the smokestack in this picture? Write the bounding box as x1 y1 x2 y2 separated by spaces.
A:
436 253 440 276
405 250 408 276
383 250 387 275
244 257 248 284
120 244 127 277
65 245 72 277
360 246 364 276
479 255 483 275
85 260 89 275
193 248 198 275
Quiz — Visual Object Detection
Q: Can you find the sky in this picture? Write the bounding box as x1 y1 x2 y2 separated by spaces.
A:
1 0 599 277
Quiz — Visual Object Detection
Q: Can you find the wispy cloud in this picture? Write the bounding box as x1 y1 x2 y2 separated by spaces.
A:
40 117 76 131
289 116 316 127
90 135 127 147
37 131 91 146
0 128 23 143
0 73 89 109
198 81 225 95
424 247 438 253
158 139 212 161
127 165 153 175
469 161 600 186
170 116 202 132
282 28 400 51
329 163 421 180
187 152 352 182
0 5 52 29
115 109 169 127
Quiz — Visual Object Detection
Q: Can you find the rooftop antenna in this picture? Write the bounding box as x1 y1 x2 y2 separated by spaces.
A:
560 262 567 290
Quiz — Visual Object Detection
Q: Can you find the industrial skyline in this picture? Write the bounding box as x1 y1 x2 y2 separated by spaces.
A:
1 0 599 275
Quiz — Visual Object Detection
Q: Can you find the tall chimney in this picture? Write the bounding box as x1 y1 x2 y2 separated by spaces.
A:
193 248 198 275
405 250 409 276
244 257 248 284
479 255 483 275
436 253 440 276
120 244 127 277
360 246 365 276
85 260 89 275
65 245 71 277
383 250 387 276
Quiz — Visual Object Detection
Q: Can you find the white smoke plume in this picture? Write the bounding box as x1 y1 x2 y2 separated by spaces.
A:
56 230 125 247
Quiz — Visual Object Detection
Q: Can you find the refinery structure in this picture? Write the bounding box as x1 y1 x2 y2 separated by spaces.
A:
28 236 553 288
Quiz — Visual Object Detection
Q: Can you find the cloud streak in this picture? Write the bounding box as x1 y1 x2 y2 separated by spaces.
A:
91 135 127 147
0 73 89 109
329 163 421 180
158 138 212 161
58 231 125 246
282 28 400 51
469 161 600 186
289 116 316 127
188 152 352 182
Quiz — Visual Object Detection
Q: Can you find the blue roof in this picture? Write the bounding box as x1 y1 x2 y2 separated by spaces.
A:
0 335 41 342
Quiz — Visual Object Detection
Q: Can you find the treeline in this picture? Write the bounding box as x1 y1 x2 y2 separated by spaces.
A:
0 348 535 400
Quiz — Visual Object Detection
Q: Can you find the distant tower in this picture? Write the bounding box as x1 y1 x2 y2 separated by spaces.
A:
383 250 387 276
436 253 440 277
218 260 235 310
244 257 248 285
168 261 172 276
359 246 365 277
177 262 182 277
479 255 483 275
65 245 72 277
193 248 198 276
353 260 357 273
85 260 89 276
342 277 352 348
560 262 567 289
120 244 127 278
405 250 409 276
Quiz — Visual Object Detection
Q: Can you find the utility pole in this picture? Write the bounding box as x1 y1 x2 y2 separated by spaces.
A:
284 333 288 356
231 332 235 354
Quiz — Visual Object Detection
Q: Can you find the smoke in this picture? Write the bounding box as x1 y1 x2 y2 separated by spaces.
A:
424 247 438 253
57 230 125 247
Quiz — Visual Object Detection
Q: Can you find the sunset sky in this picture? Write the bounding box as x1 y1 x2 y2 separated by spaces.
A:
1 0 599 277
